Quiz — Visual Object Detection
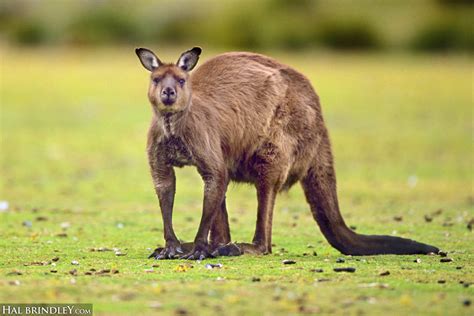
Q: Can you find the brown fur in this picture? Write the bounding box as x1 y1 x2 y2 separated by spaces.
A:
137 48 439 260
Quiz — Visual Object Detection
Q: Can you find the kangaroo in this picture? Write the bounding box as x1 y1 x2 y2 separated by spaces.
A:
135 47 439 260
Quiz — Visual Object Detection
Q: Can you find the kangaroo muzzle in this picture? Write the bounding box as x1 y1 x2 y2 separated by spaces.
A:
161 87 177 106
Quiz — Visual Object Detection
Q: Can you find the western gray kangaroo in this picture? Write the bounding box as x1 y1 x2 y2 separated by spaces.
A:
135 47 439 260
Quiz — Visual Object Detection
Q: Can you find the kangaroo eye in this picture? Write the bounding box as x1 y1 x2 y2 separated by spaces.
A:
178 79 185 86
153 77 161 84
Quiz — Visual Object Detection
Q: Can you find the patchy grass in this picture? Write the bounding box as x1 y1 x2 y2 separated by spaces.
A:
0 47 472 315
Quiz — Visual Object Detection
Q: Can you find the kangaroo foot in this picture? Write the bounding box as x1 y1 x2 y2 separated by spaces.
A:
211 242 268 257
148 242 194 259
211 243 242 257
180 242 215 260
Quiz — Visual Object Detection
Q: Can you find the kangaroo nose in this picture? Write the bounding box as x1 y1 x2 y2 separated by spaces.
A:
161 87 176 105
162 87 176 97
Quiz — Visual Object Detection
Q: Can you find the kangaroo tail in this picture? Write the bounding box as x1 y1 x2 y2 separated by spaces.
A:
301 158 439 255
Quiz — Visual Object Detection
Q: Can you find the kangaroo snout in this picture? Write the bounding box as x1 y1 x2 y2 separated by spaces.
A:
161 87 176 105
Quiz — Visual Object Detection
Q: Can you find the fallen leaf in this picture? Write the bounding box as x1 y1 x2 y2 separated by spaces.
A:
24 261 50 266
174 264 192 272
333 267 356 273
175 308 188 315
7 270 23 276
89 247 112 252
467 219 473 231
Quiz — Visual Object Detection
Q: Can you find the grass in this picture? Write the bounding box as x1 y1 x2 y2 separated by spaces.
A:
0 46 472 315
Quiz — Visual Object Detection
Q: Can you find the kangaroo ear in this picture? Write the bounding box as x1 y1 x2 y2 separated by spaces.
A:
177 47 202 71
135 48 162 71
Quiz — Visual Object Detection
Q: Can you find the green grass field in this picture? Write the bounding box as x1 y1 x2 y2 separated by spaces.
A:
1 47 472 315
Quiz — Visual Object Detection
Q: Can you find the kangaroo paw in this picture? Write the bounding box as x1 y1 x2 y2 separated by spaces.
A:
211 243 242 257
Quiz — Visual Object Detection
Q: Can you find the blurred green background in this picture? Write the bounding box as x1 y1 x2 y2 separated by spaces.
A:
0 0 473 52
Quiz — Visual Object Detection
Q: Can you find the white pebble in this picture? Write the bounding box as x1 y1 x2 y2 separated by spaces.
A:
0 201 9 212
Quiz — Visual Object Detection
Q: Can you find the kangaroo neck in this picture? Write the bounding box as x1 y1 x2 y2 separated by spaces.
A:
157 108 190 138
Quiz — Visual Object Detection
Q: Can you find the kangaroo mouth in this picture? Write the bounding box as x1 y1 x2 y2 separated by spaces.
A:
161 97 176 106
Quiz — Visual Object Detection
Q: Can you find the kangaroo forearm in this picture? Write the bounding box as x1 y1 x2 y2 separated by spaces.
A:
152 166 178 243
157 188 178 242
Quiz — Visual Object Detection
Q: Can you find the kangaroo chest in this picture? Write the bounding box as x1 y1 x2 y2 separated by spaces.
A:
161 135 194 167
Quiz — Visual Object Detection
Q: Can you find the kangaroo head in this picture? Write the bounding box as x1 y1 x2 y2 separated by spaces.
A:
135 47 201 113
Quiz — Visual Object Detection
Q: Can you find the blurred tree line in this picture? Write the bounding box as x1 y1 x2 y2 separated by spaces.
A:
0 0 472 52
